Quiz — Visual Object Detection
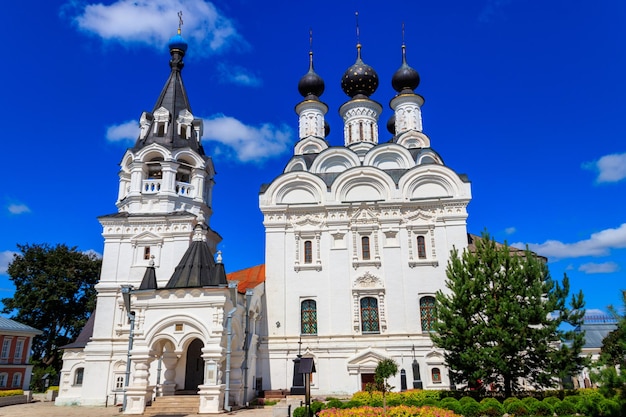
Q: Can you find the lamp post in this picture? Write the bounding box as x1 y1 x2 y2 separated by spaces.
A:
121 285 135 412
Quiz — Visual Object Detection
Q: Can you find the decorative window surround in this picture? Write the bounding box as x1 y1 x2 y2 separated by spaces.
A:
407 226 438 268
352 229 381 269
294 233 322 272
352 272 387 333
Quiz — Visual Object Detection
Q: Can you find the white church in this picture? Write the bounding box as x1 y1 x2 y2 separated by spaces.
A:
55 25 471 414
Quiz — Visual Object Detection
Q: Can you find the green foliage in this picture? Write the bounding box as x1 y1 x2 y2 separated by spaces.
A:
311 401 324 414
318 405 461 417
293 406 306 417
529 400 553 416
324 399 345 409
597 398 621 417
431 231 586 397
2 243 101 374
553 399 577 416
478 398 503 416
460 398 481 417
591 290 626 407
438 397 461 414
504 399 530 416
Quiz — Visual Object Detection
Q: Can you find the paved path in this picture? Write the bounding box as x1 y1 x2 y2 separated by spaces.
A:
0 402 275 417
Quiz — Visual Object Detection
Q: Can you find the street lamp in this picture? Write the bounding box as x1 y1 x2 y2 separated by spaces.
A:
121 285 135 412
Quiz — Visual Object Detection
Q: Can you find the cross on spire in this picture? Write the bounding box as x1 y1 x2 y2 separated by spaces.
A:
177 10 183 34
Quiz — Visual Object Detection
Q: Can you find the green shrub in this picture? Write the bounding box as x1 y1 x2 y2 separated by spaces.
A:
438 397 461 414
324 399 345 409
502 396 520 407
554 399 577 415
293 406 306 417
530 400 553 416
577 391 606 416
478 398 503 417
460 398 481 417
504 399 530 416
597 398 621 417
542 396 561 406
343 400 363 409
311 401 324 414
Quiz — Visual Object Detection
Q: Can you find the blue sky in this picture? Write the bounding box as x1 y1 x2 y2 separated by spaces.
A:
1 0 625 315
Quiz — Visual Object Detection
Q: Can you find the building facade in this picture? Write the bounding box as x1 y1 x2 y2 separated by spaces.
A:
258 42 471 395
0 317 42 391
55 29 263 414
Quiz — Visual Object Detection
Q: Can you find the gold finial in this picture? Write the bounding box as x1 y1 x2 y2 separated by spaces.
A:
177 10 183 35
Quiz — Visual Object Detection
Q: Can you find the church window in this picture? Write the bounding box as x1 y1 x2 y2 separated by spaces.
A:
361 236 371 260
432 368 441 383
417 236 426 259
301 299 317 335
360 297 380 333
175 323 183 332
12 372 21 388
304 241 313 264
74 368 84 386
420 296 437 332
157 123 165 137
143 247 151 260
116 376 124 390
180 125 187 139
0 373 6 387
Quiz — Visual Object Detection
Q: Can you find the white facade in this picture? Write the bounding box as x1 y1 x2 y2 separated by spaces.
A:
258 45 471 396
55 32 263 414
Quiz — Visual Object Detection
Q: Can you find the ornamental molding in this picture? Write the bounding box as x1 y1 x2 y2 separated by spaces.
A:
353 272 383 289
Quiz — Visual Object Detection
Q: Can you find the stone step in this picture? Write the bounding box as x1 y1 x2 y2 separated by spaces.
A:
144 395 200 415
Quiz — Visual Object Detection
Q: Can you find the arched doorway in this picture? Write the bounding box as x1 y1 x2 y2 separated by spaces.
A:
184 339 204 391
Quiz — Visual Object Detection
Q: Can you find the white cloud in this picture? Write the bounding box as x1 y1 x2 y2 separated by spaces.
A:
70 0 244 56
583 152 626 183
106 120 140 143
578 262 619 274
0 251 17 274
7 204 30 215
217 63 261 87
504 227 516 235
202 114 292 163
512 223 626 259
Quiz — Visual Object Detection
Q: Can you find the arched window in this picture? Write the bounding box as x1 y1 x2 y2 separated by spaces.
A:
12 372 21 388
417 236 426 259
361 236 371 260
431 367 441 383
157 123 165 137
360 297 380 333
304 241 313 264
74 367 84 386
0 373 7 387
116 375 125 390
420 296 437 332
301 299 317 335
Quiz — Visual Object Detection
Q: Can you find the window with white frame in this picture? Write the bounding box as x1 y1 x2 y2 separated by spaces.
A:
294 233 322 271
360 297 380 334
12 372 21 388
1 338 11 361
13 339 24 362
74 368 84 386
300 299 317 335
408 227 438 267
351 230 381 268
352 273 387 334
431 367 441 384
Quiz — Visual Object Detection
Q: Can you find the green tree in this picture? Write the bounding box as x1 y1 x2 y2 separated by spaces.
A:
592 290 626 406
374 358 398 413
431 232 586 397
2 243 101 376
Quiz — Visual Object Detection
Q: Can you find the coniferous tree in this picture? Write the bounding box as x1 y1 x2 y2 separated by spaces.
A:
2 243 101 376
431 232 586 397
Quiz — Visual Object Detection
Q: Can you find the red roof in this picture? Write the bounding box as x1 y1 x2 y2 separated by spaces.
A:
227 264 265 293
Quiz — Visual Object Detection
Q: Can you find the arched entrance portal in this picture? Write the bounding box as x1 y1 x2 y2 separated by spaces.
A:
184 339 204 391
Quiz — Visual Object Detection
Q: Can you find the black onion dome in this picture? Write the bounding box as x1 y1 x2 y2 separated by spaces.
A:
392 44 420 93
387 114 396 134
298 51 325 98
341 44 379 98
